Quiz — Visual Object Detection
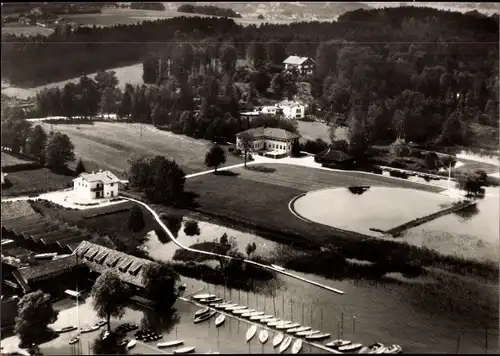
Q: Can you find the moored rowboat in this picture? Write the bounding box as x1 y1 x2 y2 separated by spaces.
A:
288 326 310 333
194 310 217 323
305 333 330 340
292 339 303 354
173 346 195 354
158 340 183 348
250 314 273 321
279 337 292 353
273 333 284 347
194 307 210 318
192 294 216 301
296 330 320 337
259 329 269 344
233 308 254 315
215 314 225 327
246 325 258 342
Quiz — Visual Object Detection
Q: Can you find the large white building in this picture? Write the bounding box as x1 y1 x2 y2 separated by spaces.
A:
278 100 305 119
73 170 121 201
283 56 316 75
236 127 301 158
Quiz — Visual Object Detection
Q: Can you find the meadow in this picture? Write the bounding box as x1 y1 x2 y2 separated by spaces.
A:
39 122 243 175
1 25 54 37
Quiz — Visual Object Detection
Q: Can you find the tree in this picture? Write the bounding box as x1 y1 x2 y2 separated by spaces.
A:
92 330 126 355
128 205 145 232
127 155 151 189
99 87 119 114
347 107 371 159
44 132 76 171
219 44 237 74
91 271 130 332
245 242 257 259
75 158 86 175
204 144 227 173
94 70 119 92
247 41 266 69
15 290 58 347
238 132 254 168
164 213 183 238
145 156 186 205
61 82 78 118
328 123 337 144
183 220 200 236
219 233 229 245
290 139 301 157
1 118 32 154
251 71 270 94
118 86 133 119
455 170 486 196
142 261 180 311
25 125 47 162
270 73 285 95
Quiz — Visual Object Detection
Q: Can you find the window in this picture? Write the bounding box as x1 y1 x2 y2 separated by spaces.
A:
110 183 114 187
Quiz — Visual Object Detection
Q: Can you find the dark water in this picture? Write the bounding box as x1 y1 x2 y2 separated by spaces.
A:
143 179 499 354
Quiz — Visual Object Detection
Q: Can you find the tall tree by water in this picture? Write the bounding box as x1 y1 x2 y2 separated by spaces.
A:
91 271 130 332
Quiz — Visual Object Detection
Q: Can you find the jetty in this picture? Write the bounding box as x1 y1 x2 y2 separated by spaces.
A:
384 200 477 237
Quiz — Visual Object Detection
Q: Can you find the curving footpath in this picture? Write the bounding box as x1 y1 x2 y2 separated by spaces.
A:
123 196 345 296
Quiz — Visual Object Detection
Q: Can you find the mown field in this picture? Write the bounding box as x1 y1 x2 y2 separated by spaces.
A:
1 152 32 168
39 122 243 175
1 25 54 37
2 63 143 100
1 168 73 197
185 163 444 246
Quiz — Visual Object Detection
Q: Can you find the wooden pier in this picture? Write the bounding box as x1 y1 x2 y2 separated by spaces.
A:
384 200 477 237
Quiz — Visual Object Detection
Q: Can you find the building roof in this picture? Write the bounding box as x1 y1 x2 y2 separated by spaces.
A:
17 255 84 283
74 170 121 184
236 127 301 141
72 240 154 288
283 56 314 65
315 148 354 163
278 100 304 108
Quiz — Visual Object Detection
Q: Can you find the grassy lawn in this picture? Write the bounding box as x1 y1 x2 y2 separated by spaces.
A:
2 63 143 99
2 25 54 37
297 121 348 143
39 122 243 175
185 164 444 246
1 168 74 197
454 157 499 174
1 152 32 168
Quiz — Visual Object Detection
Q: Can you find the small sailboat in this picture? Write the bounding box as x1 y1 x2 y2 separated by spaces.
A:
296 330 320 337
258 329 269 344
127 339 137 349
200 297 222 303
215 314 226 327
194 307 210 318
291 339 303 354
384 345 403 354
305 333 330 340
288 326 310 333
194 310 217 323
173 346 195 354
275 321 295 330
158 340 184 348
233 308 254 315
279 337 292 353
192 294 216 301
56 325 78 334
241 311 264 318
250 314 273 321
246 325 258 342
325 340 352 348
227 305 247 312
273 333 284 347
338 343 363 352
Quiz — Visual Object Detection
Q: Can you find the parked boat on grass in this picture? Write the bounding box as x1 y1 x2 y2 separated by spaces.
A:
194 310 217 323
215 314 226 327
273 333 284 347
173 346 195 354
292 339 303 354
338 343 363 352
246 325 258 342
158 340 184 348
279 337 292 353
194 307 210 318
259 329 269 343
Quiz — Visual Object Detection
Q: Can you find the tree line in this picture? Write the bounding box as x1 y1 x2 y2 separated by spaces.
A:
177 4 242 18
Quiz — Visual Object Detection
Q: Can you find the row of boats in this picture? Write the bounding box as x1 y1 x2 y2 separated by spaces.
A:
191 293 403 354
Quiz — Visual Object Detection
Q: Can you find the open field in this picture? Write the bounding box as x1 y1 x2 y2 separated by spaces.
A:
2 63 143 99
2 25 54 37
1 168 74 197
0 200 37 220
185 163 444 245
1 152 32 168
39 122 243 175
297 121 348 143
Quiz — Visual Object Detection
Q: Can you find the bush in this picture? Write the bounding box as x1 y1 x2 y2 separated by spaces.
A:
128 205 145 232
330 139 349 153
183 220 200 236
302 139 328 154
233 148 242 156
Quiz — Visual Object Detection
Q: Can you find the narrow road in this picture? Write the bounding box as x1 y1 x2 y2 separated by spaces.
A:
122 196 345 296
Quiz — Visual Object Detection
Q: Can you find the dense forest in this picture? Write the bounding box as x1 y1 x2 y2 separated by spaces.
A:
129 2 165 11
177 4 242 18
2 7 499 151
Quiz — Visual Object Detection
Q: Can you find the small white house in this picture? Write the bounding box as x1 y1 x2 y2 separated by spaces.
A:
279 100 306 120
261 106 284 116
283 56 316 75
72 170 121 201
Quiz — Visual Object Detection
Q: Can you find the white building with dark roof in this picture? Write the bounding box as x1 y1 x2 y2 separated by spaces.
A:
236 127 301 158
72 170 122 200
278 100 306 119
283 55 315 75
